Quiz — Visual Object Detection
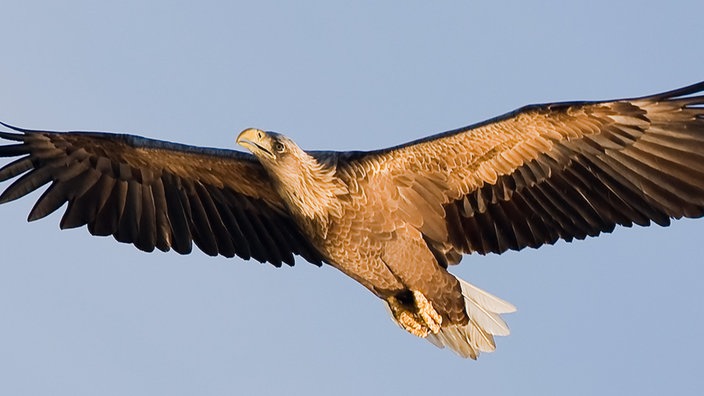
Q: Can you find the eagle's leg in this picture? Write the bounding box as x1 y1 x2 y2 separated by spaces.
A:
387 290 442 337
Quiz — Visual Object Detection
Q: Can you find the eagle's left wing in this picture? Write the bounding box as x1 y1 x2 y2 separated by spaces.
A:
340 81 704 262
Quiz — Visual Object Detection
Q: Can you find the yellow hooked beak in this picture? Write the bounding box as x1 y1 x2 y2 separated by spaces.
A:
237 128 275 159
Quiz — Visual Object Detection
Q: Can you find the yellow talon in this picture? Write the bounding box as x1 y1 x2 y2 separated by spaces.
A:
387 290 442 338
413 290 442 334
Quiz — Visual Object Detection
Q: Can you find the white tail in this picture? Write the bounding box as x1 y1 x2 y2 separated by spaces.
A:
427 277 516 359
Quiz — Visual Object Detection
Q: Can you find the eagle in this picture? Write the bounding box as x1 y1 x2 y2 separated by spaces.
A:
1 82 703 359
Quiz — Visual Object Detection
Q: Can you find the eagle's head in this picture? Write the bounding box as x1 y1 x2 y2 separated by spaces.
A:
237 128 346 225
236 128 298 165
237 128 312 189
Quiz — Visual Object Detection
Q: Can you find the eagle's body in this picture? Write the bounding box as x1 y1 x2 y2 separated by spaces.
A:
236 130 510 351
2 82 704 358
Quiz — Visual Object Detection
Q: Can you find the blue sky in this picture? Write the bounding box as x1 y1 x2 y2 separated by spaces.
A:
1 1 703 395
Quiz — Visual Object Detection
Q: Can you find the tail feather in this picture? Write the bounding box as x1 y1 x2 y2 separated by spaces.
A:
460 278 516 314
428 276 515 358
460 279 515 337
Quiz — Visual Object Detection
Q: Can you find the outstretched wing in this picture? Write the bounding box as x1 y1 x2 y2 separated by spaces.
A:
342 81 704 262
0 123 323 266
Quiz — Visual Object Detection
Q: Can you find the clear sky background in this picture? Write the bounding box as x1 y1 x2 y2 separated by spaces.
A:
1 1 703 395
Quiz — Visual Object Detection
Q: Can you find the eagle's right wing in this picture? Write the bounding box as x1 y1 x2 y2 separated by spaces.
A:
0 123 323 266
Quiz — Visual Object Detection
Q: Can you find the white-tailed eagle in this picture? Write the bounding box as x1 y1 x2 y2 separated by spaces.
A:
1 82 703 358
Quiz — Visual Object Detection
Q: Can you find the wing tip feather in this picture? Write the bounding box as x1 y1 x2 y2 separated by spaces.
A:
643 80 704 101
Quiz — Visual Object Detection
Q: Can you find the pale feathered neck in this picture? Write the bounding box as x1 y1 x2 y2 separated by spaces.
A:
267 150 347 233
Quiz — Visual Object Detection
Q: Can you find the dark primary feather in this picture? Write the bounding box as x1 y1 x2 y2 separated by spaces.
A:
0 122 323 266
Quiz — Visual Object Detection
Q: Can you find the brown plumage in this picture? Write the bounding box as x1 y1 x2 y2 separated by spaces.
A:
2 81 704 358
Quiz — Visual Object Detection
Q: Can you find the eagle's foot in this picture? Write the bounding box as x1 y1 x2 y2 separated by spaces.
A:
387 290 442 338
413 290 442 334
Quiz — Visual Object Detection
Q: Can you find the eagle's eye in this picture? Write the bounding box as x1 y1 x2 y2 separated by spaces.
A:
274 142 285 153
